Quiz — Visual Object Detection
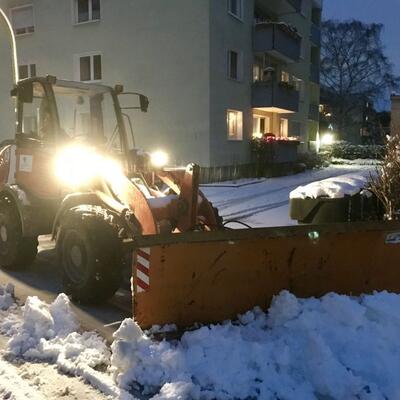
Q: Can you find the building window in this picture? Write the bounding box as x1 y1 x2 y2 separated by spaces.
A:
253 64 262 83
19 64 36 79
227 110 243 141
74 0 100 24
253 115 271 138
76 53 102 81
227 0 243 20
280 118 289 137
281 71 290 83
228 50 243 81
10 5 34 36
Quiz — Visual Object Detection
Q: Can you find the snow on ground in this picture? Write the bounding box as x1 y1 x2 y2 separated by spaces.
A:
6 283 400 400
111 290 400 400
202 164 376 227
0 283 130 400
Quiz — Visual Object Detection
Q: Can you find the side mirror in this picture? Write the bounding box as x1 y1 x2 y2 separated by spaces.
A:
16 83 34 103
139 95 149 113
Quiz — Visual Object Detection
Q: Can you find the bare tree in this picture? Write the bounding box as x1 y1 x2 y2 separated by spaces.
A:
369 131 400 220
321 20 399 139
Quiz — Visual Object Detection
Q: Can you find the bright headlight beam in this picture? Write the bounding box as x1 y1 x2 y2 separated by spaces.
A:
150 150 169 168
55 146 123 188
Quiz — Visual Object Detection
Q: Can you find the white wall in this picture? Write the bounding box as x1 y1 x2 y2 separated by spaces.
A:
1 0 211 165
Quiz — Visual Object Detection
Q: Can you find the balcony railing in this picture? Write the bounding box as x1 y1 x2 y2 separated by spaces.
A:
252 81 299 113
254 22 301 63
311 23 321 45
310 64 320 84
309 103 320 121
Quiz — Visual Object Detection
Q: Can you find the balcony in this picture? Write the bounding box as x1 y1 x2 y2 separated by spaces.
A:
311 23 321 45
254 22 301 63
309 103 320 121
310 64 320 84
252 81 299 113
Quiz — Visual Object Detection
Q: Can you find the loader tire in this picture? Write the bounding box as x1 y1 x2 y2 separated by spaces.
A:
57 208 123 304
0 201 38 269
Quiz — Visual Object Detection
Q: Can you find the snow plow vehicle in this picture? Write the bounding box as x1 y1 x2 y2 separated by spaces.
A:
0 76 221 303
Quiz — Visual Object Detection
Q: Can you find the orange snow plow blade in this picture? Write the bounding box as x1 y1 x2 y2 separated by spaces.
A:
131 221 400 329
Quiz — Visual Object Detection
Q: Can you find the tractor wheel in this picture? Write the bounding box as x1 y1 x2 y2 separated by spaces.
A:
0 201 38 269
57 208 123 304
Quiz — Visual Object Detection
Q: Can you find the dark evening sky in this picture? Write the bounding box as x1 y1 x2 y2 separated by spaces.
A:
323 0 400 108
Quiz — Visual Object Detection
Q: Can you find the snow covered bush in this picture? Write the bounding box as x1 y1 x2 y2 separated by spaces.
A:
369 134 400 219
322 141 385 160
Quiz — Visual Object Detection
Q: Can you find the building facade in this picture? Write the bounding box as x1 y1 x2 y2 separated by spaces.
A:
0 0 321 172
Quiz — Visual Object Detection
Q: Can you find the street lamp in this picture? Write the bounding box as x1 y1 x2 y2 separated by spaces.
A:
0 7 19 83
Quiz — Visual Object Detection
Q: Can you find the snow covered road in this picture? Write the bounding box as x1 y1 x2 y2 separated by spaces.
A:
202 164 375 227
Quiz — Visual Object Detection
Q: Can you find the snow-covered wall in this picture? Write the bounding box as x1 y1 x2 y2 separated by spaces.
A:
290 173 369 199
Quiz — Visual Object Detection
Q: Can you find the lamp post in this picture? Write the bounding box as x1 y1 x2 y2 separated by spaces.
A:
0 7 19 84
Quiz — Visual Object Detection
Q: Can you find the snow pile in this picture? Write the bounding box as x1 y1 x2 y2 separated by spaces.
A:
0 292 133 399
111 291 400 400
0 283 15 311
7 294 111 371
290 173 369 199
0 283 20 336
7 294 80 356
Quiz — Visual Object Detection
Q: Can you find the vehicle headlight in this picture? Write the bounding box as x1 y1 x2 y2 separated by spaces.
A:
150 150 169 168
55 146 123 188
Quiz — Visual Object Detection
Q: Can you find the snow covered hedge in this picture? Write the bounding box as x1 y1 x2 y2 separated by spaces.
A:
322 141 385 160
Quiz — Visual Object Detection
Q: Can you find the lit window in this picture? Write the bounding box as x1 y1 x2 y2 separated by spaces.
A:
228 50 242 81
253 64 262 82
227 109 243 141
253 115 271 138
280 118 289 137
18 64 36 80
281 71 290 83
76 53 102 81
228 0 243 20
75 0 100 24
10 5 34 36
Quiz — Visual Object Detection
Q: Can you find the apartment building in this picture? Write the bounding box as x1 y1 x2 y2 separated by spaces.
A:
0 0 322 176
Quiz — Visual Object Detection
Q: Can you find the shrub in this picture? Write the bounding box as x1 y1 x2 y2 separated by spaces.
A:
297 151 330 169
369 135 400 220
322 141 385 160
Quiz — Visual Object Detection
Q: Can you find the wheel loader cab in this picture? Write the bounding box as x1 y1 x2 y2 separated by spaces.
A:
13 77 130 198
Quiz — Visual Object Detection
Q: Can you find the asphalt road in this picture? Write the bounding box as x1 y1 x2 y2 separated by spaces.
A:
0 235 132 342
